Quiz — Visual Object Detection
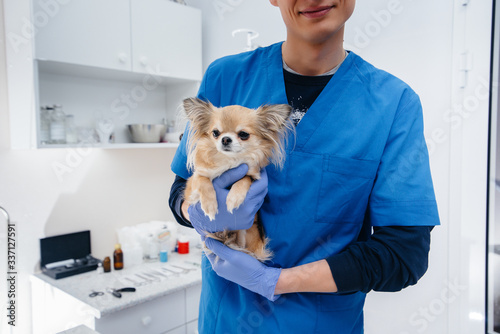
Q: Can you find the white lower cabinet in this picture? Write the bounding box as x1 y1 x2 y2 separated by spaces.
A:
31 274 201 334
94 289 186 334
165 325 187 334
186 320 199 334
186 284 202 323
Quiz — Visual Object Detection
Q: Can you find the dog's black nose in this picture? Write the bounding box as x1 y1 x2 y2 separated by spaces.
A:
221 137 232 146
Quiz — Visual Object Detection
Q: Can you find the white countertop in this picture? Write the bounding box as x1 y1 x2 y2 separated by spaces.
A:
57 325 100 334
31 249 203 319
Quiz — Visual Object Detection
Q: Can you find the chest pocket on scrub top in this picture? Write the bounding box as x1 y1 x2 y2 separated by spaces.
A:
315 155 379 224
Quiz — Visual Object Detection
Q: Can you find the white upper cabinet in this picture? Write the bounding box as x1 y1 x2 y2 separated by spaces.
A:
33 0 132 71
131 0 202 80
28 0 202 149
32 0 202 81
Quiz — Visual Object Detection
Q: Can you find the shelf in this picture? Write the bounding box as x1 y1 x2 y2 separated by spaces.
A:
35 61 193 149
37 59 199 86
38 142 180 150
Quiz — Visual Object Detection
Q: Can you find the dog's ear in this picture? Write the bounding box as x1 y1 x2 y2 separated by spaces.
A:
183 97 213 134
255 104 293 169
256 104 292 133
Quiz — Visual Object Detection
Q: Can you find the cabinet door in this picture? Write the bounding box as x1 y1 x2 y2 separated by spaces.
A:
186 284 201 323
33 0 131 71
131 0 202 81
94 289 186 334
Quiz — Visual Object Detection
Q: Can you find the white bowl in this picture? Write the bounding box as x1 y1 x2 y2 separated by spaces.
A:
164 131 183 143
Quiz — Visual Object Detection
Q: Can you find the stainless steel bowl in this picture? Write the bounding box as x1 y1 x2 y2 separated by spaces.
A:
127 124 167 143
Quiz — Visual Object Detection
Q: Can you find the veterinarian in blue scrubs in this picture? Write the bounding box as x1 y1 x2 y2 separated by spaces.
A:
169 0 440 333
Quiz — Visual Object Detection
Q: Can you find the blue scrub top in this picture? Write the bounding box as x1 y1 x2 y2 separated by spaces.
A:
171 42 440 334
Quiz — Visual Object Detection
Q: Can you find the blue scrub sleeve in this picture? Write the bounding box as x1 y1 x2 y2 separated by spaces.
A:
369 93 439 226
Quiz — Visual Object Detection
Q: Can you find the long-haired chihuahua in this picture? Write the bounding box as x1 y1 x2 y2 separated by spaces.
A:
182 97 292 261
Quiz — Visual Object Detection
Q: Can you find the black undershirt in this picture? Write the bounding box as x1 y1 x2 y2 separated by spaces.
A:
283 69 333 126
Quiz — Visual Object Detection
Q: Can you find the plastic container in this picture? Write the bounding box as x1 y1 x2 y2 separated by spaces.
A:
177 235 189 254
40 106 51 144
50 104 66 144
65 114 78 144
159 250 168 262
145 234 159 261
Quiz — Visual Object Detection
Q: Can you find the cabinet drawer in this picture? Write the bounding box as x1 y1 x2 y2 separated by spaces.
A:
95 289 185 334
186 320 198 334
186 284 201 323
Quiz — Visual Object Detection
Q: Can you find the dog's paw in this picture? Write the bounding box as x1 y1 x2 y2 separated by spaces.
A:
226 191 246 213
201 198 218 221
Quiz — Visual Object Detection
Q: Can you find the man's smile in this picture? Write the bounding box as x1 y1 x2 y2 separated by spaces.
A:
299 5 335 19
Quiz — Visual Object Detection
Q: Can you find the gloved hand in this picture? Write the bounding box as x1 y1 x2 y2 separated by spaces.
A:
187 164 268 236
204 237 281 301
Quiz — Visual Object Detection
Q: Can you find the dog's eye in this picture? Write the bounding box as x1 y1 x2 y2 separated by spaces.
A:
212 129 220 138
238 131 250 140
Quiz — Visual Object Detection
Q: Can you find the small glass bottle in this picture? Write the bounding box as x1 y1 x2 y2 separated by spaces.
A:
65 114 78 144
167 119 175 133
103 257 111 273
96 262 104 274
146 234 159 261
50 104 66 144
40 106 51 145
113 244 124 270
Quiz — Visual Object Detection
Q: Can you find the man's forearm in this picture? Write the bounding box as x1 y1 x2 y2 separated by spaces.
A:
274 259 338 295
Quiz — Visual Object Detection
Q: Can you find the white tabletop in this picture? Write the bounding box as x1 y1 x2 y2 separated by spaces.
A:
57 324 100 334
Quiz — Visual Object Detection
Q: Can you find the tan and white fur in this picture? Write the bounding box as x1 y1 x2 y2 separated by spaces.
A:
182 97 292 262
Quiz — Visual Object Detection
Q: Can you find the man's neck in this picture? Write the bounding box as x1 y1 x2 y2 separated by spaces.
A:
281 32 346 76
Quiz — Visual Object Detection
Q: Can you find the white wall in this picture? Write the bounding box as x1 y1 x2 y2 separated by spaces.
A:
343 2 453 333
187 0 285 69
0 0 9 150
186 1 491 333
0 1 188 333
0 0 493 333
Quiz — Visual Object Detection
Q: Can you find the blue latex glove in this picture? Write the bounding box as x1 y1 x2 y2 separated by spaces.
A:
188 164 268 236
204 237 281 301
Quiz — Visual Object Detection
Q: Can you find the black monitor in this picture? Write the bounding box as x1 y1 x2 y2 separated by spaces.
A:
40 230 91 267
